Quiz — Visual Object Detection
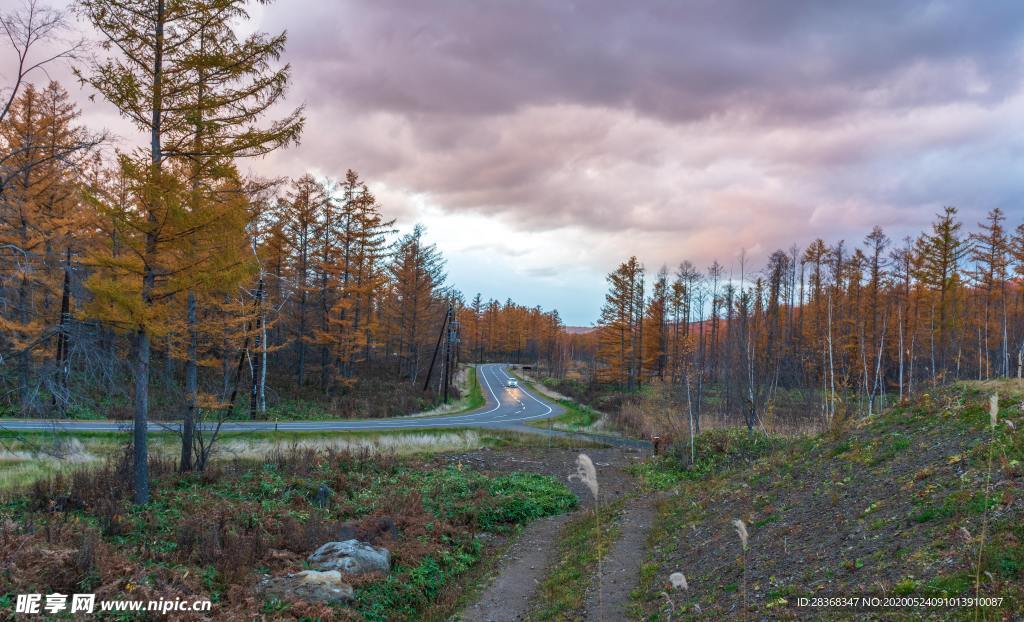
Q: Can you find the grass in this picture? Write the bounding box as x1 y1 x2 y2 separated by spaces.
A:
531 497 627 621
527 398 602 432
628 428 790 491
462 366 486 412
349 468 576 621
631 380 1024 620
0 424 605 491
0 432 175 489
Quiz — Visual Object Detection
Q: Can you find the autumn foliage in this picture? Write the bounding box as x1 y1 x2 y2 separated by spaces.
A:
592 207 1024 435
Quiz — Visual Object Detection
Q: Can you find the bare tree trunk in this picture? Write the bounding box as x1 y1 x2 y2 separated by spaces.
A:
17 273 30 412
827 293 836 422
259 315 267 413
860 329 870 416
870 314 887 415
133 325 151 503
684 369 695 465
1001 301 1009 378
132 0 166 505
52 247 72 415
297 287 307 385
909 332 917 398
898 307 904 402
929 305 937 386
180 290 197 472
249 278 265 418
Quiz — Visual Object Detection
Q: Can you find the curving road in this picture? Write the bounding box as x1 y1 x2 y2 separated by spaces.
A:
0 364 562 434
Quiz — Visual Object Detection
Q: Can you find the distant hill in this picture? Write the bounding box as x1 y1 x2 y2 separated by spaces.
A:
563 326 596 335
562 321 726 335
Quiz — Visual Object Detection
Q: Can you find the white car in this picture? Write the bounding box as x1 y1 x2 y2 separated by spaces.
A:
506 378 518 389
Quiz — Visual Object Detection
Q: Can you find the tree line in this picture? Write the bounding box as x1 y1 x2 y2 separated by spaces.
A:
594 207 1024 435
458 294 568 372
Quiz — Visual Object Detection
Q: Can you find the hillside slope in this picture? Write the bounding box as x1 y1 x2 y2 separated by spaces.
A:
632 382 1023 621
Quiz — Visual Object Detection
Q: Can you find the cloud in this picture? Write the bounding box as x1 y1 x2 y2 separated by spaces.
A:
246 1 1024 258
11 0 1024 323
271 1 1024 123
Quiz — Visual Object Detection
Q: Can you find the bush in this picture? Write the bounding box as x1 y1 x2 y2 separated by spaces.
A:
632 429 787 490
481 472 578 529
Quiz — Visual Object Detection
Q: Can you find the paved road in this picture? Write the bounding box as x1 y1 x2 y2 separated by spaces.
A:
1 364 651 448
0 363 560 434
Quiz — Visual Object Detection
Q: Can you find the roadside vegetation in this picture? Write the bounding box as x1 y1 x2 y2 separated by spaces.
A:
0 421 603 491
508 370 603 434
0 365 489 491
629 428 788 491
529 398 602 433
461 366 486 413
0 446 577 621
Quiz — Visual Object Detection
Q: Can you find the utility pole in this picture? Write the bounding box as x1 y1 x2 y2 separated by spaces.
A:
442 322 451 403
424 304 452 393
445 314 460 403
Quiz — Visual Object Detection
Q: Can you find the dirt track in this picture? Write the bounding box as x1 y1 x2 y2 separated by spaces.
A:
446 446 650 621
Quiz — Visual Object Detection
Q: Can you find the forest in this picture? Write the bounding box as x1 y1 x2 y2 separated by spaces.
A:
581 208 1024 438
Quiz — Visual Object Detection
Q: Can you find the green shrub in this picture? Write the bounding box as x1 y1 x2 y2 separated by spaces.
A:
632 429 788 490
481 472 577 529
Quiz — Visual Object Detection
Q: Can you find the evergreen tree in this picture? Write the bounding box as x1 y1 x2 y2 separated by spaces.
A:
912 207 969 378
78 0 302 496
596 256 643 388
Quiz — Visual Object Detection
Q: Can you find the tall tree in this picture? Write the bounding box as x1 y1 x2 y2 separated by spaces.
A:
280 174 327 386
0 81 95 413
384 225 447 383
643 266 668 381
596 256 644 389
912 207 968 379
79 0 302 498
968 209 1010 378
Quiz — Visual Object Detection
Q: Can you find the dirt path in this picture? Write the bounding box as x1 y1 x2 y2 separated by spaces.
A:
449 447 645 622
460 513 573 622
582 495 657 621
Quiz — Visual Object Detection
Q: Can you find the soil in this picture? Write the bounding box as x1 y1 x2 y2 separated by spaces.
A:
443 446 649 621
582 495 658 621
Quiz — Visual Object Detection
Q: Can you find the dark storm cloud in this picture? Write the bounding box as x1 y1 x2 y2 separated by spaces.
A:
275 1 1024 122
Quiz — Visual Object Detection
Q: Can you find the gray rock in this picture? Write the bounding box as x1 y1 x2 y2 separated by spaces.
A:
257 570 354 604
308 539 390 575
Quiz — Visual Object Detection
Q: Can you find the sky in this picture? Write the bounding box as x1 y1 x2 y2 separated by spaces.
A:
5 0 1024 324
